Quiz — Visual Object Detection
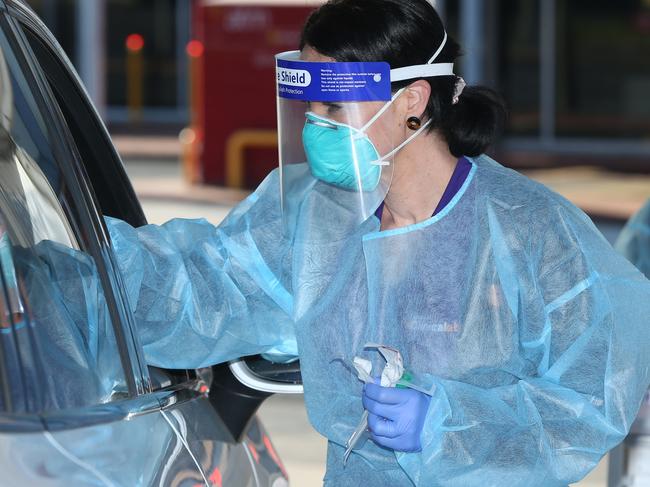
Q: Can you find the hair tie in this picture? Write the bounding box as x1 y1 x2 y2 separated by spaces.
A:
452 77 466 105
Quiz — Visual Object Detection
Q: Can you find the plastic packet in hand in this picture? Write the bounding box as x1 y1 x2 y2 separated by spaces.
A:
344 344 407 464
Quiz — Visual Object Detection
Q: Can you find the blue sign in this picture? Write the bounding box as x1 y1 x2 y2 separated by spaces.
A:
277 58 391 102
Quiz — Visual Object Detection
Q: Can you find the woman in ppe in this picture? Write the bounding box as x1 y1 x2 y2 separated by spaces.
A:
107 0 650 485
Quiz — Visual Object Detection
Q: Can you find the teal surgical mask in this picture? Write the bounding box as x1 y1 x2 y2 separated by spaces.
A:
302 90 432 191
302 112 383 191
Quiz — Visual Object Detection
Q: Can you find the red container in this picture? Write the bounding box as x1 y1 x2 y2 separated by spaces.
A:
190 1 323 188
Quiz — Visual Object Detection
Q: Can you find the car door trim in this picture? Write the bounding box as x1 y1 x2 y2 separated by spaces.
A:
229 360 304 394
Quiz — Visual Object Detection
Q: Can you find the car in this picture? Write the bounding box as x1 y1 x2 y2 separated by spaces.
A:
0 1 302 485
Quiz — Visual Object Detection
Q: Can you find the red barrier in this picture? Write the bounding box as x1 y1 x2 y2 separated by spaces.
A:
189 1 323 188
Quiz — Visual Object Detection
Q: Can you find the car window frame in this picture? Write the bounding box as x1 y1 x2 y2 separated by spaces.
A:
0 8 145 401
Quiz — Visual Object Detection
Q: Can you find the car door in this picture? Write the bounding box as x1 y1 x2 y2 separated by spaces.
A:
0 3 212 485
5 2 290 486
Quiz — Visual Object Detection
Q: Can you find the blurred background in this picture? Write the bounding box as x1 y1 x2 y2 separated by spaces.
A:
24 0 650 486
24 0 650 178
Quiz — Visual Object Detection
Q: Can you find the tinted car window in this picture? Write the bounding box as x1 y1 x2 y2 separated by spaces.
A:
19 18 198 392
19 22 146 229
0 20 128 413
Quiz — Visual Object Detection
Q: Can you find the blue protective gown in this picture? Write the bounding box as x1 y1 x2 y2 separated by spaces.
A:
107 155 650 486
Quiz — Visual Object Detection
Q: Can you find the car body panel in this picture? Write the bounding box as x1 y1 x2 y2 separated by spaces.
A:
0 410 204 486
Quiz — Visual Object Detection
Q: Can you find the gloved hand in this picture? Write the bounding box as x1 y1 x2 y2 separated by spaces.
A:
362 382 431 452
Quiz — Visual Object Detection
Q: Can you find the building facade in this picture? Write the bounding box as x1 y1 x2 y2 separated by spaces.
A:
27 0 192 124
26 0 650 167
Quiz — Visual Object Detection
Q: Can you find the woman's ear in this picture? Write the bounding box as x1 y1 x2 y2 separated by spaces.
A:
401 80 431 120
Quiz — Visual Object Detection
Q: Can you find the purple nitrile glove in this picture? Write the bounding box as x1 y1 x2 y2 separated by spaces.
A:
362 382 431 453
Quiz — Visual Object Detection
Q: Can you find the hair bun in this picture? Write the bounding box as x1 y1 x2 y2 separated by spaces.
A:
442 86 507 157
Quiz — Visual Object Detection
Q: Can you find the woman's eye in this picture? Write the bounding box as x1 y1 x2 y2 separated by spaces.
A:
327 104 342 114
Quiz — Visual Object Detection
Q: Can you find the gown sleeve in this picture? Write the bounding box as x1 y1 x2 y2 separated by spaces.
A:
615 199 650 278
105 170 298 369
396 201 650 487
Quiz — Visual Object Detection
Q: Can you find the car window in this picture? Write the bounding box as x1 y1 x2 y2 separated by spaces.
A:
18 16 197 392
18 23 146 229
0 19 128 414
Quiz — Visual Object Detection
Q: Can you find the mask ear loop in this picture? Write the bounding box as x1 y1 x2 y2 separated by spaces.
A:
372 119 432 166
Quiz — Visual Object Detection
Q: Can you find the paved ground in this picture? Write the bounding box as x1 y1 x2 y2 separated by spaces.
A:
525 166 650 220
114 134 650 221
257 395 328 486
123 158 618 487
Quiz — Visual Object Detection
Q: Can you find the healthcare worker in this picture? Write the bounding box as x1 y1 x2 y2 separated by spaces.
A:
107 1 650 485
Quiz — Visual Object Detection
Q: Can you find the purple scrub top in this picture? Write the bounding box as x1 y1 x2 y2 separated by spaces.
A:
375 157 472 222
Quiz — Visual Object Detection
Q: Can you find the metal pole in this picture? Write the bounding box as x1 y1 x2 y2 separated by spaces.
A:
126 35 145 122
176 0 192 122
539 0 556 142
460 0 486 85
77 0 106 119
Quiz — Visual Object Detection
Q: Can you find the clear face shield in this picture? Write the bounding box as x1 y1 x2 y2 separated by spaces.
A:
275 33 455 242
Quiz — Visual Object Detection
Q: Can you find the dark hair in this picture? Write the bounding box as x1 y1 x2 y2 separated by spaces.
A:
300 0 507 157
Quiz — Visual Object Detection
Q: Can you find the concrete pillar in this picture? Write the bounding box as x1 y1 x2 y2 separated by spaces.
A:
176 0 192 120
460 0 486 85
539 0 556 141
76 0 106 118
